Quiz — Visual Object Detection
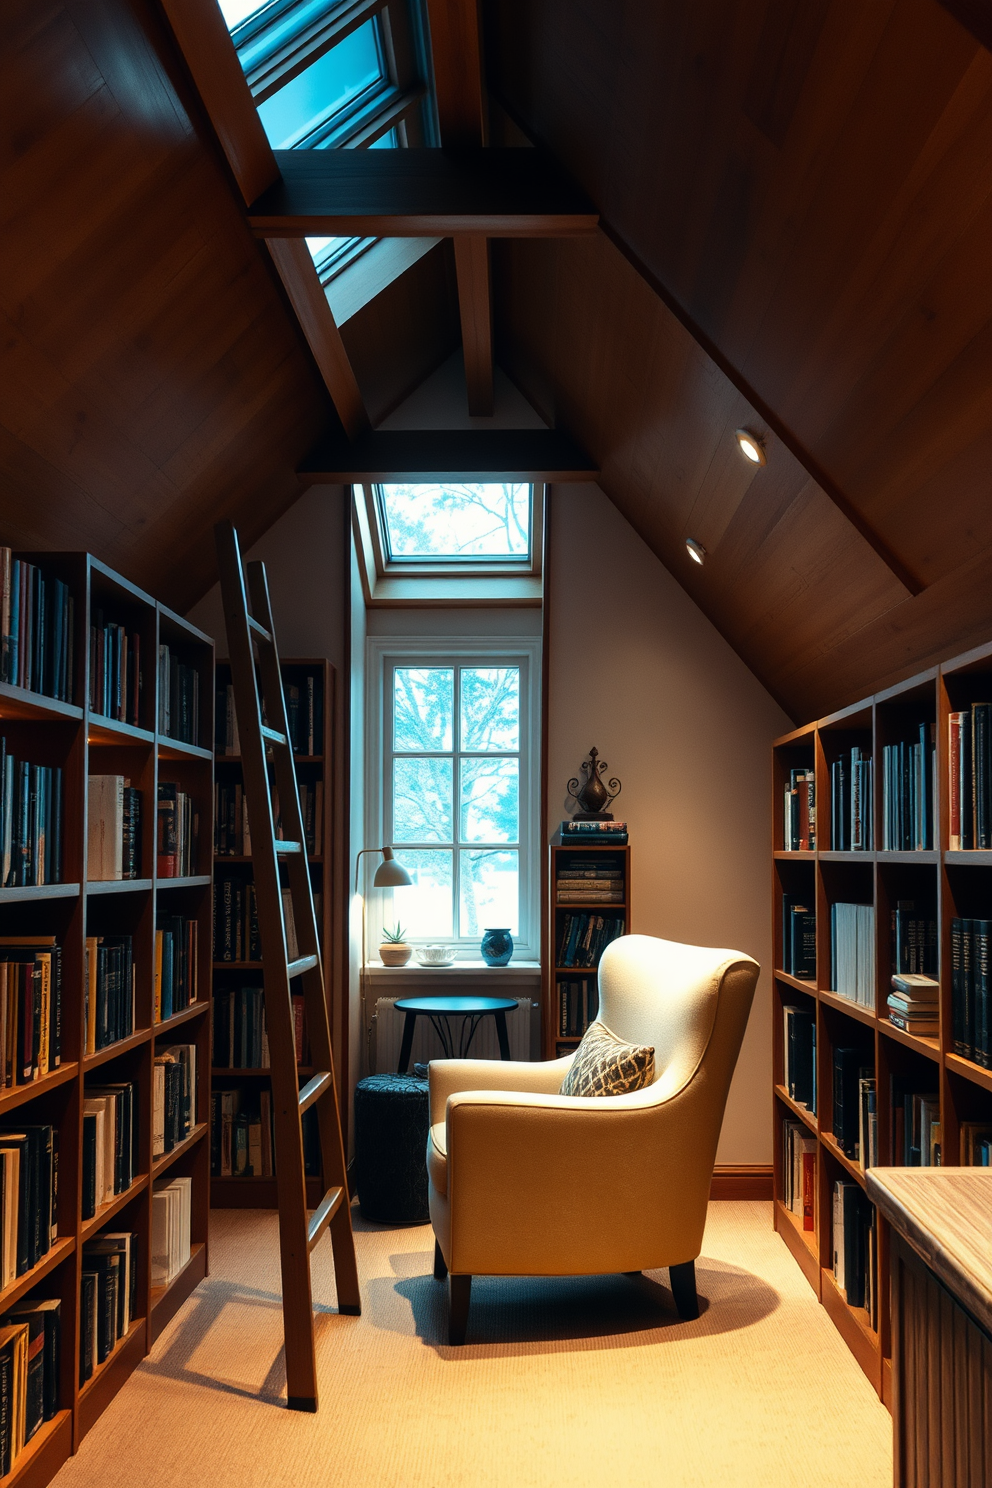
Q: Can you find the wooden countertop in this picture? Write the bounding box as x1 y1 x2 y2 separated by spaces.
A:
866 1168 992 1335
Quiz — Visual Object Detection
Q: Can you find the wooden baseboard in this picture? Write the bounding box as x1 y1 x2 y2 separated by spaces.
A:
710 1164 773 1200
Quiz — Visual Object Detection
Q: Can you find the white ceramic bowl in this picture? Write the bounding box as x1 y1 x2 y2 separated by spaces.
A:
415 944 458 967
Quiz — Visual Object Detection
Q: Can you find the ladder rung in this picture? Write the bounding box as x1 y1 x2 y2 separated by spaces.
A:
307 1186 344 1251
288 954 319 979
274 839 303 854
247 615 273 644
261 724 288 746
298 1071 333 1115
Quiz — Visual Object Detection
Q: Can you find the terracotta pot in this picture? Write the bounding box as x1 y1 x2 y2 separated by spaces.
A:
379 943 412 967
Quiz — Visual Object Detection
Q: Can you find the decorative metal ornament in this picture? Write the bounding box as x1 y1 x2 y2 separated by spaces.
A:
567 747 622 821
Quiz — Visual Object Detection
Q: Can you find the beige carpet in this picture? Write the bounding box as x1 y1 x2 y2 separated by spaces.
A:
53 1202 892 1488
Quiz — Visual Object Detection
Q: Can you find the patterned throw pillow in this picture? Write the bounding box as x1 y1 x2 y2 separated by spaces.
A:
559 1021 655 1098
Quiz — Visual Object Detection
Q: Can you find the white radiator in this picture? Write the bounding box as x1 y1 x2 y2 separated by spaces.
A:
372 996 535 1073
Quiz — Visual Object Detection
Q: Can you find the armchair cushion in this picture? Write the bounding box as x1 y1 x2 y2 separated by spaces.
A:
559 1020 655 1098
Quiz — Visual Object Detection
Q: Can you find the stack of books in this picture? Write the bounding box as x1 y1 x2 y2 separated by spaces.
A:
80 1233 137 1383
152 1176 192 1287
783 769 815 850
210 1095 319 1179
887 972 939 1037
88 612 142 725
948 704 992 849
555 913 624 968
558 819 628 845
285 677 321 755
0 550 75 702
84 935 134 1053
1 741 63 886
951 917 990 1066
781 896 815 979
82 1080 138 1220
829 746 873 850
0 937 62 1086
782 1004 815 1111
213 878 261 962
153 1045 196 1156
555 854 623 904
881 723 935 849
87 775 141 880
891 901 937 977
830 902 875 1007
557 978 599 1038
156 782 198 877
890 1078 940 1165
781 1120 815 1230
0 1301 61 1471
153 916 198 1022
157 645 200 745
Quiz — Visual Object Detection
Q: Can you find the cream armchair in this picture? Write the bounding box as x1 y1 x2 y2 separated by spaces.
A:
427 934 759 1344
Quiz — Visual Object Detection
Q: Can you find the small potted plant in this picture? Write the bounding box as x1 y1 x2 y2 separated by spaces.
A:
379 923 412 967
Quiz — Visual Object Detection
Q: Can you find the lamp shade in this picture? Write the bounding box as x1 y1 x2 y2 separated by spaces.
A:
372 847 413 888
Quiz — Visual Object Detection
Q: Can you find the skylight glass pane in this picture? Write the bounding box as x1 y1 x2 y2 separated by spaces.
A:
257 21 383 149
218 0 269 30
380 484 531 560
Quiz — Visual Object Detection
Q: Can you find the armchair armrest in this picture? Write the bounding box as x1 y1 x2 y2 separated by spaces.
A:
428 1056 572 1126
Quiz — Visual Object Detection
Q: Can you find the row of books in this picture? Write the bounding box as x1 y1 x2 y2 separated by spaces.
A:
1 743 63 886
213 877 261 962
89 613 142 725
82 1082 138 1220
216 676 324 758
830 902 875 1007
157 782 198 878
783 769 815 851
781 1120 815 1231
80 1232 138 1384
961 1123 992 1166
0 551 75 703
84 936 134 1052
782 1003 816 1112
781 896 815 979
0 1125 57 1282
157 645 200 745
210 1092 320 1179
154 917 198 1023
87 775 140 880
887 972 939 1037
881 727 935 851
951 917 991 1065
832 1183 877 1325
828 747 873 850
557 819 628 844
212 988 307 1068
0 939 62 1088
555 855 623 905
557 977 599 1038
891 901 938 976
213 779 324 857
153 1046 196 1157
555 914 625 969
152 1175 192 1287
832 1049 877 1166
0 1299 61 1474
948 705 992 850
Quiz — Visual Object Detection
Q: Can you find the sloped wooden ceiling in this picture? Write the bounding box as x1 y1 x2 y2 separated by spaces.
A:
485 0 992 722
0 0 457 611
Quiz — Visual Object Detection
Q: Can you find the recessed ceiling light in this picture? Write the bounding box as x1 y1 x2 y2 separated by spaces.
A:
685 537 706 566
735 428 766 466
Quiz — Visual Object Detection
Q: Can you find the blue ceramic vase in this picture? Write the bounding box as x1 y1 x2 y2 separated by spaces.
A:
481 928 513 967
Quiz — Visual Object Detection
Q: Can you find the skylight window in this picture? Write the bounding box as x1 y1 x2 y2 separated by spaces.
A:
379 485 532 563
256 19 384 148
217 0 270 30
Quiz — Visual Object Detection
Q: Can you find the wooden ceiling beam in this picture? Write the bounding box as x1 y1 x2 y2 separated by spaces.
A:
454 238 494 415
248 149 598 236
298 428 598 482
266 240 370 440
158 0 279 207
425 0 487 146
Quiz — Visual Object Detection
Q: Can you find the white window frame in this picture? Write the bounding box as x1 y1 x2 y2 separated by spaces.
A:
365 635 541 962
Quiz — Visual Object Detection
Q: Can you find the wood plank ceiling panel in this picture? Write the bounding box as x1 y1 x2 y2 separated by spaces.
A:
0 0 335 611
487 0 992 717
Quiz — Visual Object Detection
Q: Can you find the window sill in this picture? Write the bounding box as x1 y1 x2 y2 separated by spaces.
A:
366 959 541 987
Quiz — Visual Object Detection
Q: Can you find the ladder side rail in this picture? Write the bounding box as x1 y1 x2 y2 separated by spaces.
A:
216 523 320 1409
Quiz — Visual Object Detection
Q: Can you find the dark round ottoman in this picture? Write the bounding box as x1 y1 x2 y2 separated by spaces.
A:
353 1072 430 1223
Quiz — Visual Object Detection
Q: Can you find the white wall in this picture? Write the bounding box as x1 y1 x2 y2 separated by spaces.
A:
547 484 792 1164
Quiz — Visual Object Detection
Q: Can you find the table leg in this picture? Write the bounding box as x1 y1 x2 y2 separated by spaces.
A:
494 1011 511 1060
397 1011 417 1073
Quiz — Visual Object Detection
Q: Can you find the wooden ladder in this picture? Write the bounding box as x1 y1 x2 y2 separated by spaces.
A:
215 520 360 1412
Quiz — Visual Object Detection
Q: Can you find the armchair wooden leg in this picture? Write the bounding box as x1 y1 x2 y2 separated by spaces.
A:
448 1274 471 1345
433 1239 448 1281
670 1259 699 1320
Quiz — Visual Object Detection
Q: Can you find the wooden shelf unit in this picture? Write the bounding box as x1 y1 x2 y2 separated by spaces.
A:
772 637 992 1408
0 551 213 1483
543 839 630 1058
211 658 333 1206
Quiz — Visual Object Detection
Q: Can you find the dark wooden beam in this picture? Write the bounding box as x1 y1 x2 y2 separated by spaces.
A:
425 0 487 146
454 238 493 415
266 240 369 440
158 0 279 206
298 429 598 482
248 149 599 236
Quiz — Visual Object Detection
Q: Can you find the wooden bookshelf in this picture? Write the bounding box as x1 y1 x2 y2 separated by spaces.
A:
211 659 332 1207
543 839 630 1058
772 636 992 1409
0 551 213 1482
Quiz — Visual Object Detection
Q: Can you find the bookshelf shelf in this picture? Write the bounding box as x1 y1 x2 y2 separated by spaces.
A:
0 1062 79 1114
545 839 630 1054
154 1001 209 1035
150 1242 207 1342
0 1238 77 1314
4 1411 72 1488
0 883 81 904
152 1123 208 1177
80 1176 150 1241
0 681 83 724
78 1317 147 1403
85 878 154 896
773 633 992 1407
210 658 334 1201
86 716 155 747
83 1028 151 1069
156 875 211 889
158 739 213 763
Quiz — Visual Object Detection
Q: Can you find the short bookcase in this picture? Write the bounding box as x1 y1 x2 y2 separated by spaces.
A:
0 552 213 1484
773 638 992 1409
544 840 630 1059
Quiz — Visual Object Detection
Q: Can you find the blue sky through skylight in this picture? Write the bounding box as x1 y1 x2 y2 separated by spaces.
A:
257 20 383 148
380 485 531 561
